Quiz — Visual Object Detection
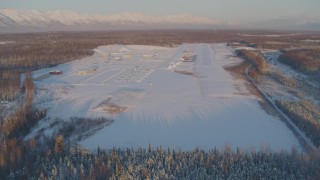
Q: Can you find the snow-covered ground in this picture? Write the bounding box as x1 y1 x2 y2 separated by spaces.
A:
31 43 300 151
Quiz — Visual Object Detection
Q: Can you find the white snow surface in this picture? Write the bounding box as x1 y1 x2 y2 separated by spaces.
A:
32 43 300 151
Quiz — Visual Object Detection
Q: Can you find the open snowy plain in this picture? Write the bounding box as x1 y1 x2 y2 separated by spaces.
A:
31 43 300 151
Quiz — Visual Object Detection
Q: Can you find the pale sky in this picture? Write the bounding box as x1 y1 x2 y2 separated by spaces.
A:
1 0 319 20
1 0 320 30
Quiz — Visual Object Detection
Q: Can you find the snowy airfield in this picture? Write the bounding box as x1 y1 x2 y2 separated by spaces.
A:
32 43 300 151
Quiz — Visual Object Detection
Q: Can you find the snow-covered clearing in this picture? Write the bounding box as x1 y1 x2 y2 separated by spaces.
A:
31 43 300 151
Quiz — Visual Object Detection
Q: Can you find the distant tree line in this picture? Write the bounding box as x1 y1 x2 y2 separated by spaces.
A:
0 41 95 70
254 42 293 50
0 30 242 70
1 30 319 71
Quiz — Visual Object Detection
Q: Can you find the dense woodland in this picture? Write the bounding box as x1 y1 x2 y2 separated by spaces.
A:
1 30 320 178
235 48 320 150
1 125 320 179
2 142 320 179
0 30 240 70
0 70 20 101
276 100 320 147
279 49 320 73
267 71 299 88
235 49 268 74
0 71 46 139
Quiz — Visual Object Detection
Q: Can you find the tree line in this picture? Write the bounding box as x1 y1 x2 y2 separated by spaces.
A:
279 49 320 73
0 71 46 138
2 30 318 71
0 70 20 101
235 49 268 74
1 140 319 179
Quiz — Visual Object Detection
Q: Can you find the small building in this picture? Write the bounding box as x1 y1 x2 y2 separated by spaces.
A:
49 70 63 75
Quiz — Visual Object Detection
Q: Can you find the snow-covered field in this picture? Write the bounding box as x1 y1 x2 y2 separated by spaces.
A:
31 43 300 151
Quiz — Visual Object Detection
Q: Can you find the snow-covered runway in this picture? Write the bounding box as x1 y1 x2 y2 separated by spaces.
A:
32 43 300 151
